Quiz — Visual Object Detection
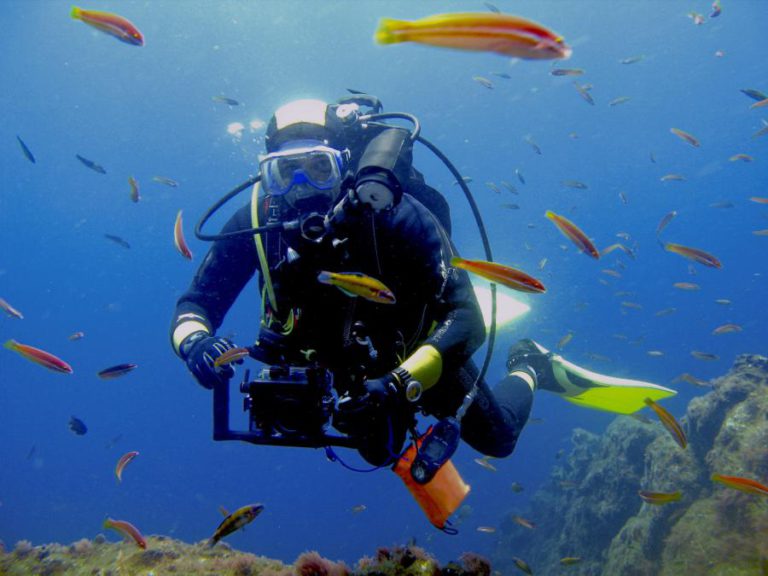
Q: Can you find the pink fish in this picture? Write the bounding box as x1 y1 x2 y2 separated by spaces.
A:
174 210 193 260
103 517 147 548
115 451 140 483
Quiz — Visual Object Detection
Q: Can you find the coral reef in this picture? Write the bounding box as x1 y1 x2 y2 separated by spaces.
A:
0 536 491 575
492 354 768 575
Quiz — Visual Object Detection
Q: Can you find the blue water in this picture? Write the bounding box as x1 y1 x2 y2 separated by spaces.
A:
1 0 766 567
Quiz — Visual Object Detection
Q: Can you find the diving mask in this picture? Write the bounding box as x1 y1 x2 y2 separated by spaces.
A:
260 141 347 200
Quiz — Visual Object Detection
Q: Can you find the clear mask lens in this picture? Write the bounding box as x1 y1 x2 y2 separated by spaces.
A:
260 144 344 197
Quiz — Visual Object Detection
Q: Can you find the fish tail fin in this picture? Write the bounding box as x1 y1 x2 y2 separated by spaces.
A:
71 6 82 20
374 18 409 45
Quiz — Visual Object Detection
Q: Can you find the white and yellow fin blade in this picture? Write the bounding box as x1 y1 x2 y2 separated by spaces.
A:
551 356 677 415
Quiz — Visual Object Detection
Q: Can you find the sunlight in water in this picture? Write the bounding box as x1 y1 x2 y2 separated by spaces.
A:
473 284 530 330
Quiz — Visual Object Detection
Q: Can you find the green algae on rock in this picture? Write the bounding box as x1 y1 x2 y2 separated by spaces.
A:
493 354 768 576
0 535 493 575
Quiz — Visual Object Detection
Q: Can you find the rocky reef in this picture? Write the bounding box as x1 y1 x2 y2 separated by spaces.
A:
493 354 768 575
0 534 493 576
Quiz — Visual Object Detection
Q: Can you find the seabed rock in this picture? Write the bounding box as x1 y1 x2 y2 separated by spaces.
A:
494 354 768 575
0 536 491 576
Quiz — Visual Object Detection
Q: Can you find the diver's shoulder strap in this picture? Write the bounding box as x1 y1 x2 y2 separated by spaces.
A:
250 182 278 314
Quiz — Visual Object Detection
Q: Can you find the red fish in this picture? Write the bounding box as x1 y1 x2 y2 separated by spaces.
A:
711 474 768 496
664 242 722 269
4 339 73 374
71 7 144 46
103 517 147 548
545 210 600 259
115 451 140 483
450 256 546 293
174 210 193 260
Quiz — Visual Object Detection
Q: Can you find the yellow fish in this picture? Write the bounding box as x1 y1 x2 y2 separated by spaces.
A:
317 271 396 304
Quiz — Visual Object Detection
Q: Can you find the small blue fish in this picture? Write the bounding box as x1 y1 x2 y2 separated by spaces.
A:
17 135 36 164
75 154 106 174
68 416 88 436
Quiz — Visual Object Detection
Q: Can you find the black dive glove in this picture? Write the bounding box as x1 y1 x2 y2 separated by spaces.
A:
334 368 423 436
334 374 401 434
180 332 239 390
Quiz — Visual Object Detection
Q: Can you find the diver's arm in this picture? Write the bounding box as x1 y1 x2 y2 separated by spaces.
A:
170 204 257 356
353 128 484 391
388 197 486 392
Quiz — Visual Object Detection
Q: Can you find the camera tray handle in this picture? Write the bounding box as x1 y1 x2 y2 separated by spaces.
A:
211 366 360 449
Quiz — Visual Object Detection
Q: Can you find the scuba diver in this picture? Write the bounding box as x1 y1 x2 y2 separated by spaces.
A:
170 96 674 481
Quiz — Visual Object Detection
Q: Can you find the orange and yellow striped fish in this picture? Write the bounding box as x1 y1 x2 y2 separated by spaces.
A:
213 346 250 368
644 397 687 449
71 6 144 46
638 490 682 505
450 256 545 293
664 242 722 269
670 127 700 148
711 474 768 496
374 12 571 60
545 210 600 259
4 339 73 374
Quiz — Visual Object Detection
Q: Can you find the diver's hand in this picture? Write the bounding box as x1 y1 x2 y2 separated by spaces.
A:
359 374 402 409
180 332 238 390
334 374 402 434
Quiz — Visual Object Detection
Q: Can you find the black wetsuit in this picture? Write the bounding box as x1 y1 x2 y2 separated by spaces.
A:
172 183 533 465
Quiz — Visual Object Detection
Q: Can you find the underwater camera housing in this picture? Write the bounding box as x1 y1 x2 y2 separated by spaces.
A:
245 365 333 440
212 362 359 449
